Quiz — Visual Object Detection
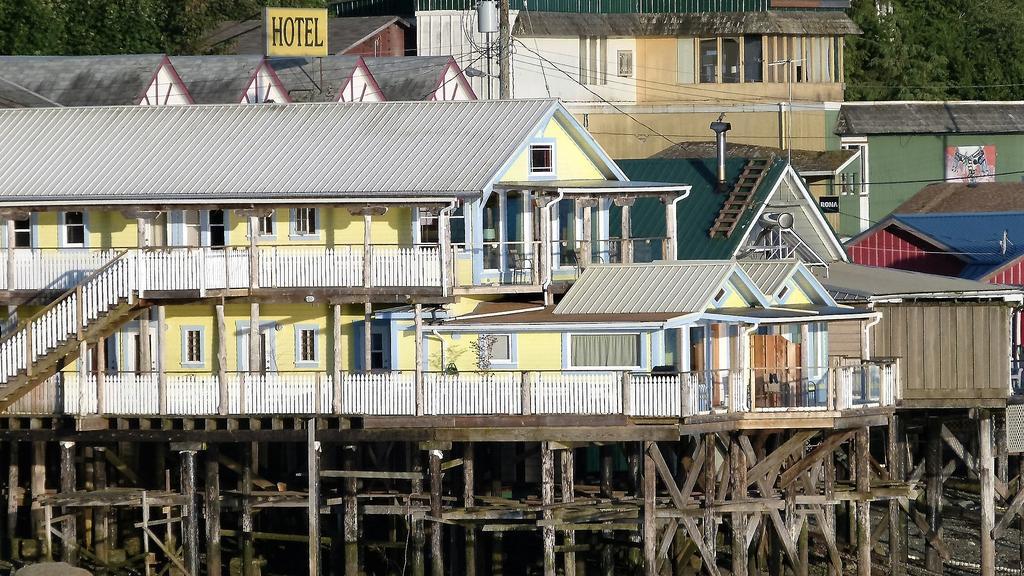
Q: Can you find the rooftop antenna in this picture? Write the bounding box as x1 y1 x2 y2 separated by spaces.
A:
767 58 805 167
1002 229 1011 255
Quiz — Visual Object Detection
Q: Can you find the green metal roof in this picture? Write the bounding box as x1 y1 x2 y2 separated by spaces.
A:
613 156 787 260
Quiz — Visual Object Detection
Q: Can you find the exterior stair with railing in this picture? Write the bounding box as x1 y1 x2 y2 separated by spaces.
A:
0 251 145 411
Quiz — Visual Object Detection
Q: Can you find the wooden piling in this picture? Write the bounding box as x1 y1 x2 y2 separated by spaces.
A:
429 448 443 576
411 447 425 576
59 441 77 565
308 422 321 576
600 444 614 576
926 419 944 574
31 441 46 558
6 442 19 558
642 441 656 576
855 428 870 576
241 443 256 576
205 445 222 576
180 449 200 576
463 442 476 576
980 411 995 576
561 447 576 576
731 435 748 576
541 442 556 576
888 415 908 576
344 444 359 576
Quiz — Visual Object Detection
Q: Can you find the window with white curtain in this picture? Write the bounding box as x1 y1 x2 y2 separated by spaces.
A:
569 333 641 368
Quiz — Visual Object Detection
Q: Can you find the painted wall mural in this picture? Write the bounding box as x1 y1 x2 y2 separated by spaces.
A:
946 145 996 183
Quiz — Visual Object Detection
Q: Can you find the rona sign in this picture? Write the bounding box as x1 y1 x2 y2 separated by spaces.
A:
264 7 328 57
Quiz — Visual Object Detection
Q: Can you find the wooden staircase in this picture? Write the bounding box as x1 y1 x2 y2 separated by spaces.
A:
708 156 773 238
0 252 145 411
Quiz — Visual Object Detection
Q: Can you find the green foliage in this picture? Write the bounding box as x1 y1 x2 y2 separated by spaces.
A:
846 0 1024 100
0 0 326 55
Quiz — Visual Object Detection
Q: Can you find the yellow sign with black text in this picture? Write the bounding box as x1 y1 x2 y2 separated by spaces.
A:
264 7 328 57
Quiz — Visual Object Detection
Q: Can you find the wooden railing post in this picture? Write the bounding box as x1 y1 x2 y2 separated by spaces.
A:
414 304 423 416
157 306 167 416
74 285 84 340
621 371 632 416
521 371 532 416
362 212 373 288
24 322 33 377
332 304 342 414
5 217 15 291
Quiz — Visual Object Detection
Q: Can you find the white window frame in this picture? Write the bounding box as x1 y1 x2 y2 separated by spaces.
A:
616 49 633 78
181 326 205 368
485 333 517 367
290 207 319 240
566 332 643 370
258 211 276 239
12 216 33 248
528 140 556 179
295 324 319 367
59 211 87 248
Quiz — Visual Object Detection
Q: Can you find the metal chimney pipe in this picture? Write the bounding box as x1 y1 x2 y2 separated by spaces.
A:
710 118 732 189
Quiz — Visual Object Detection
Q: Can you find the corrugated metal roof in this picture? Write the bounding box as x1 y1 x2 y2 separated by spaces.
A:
891 213 1024 268
169 56 266 104
739 260 799 294
813 261 1020 301
0 99 559 204
835 102 1024 136
514 11 860 36
0 55 167 107
554 261 737 314
363 56 453 101
614 157 787 260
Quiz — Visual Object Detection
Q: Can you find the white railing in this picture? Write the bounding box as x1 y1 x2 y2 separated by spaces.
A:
424 372 520 415
531 371 620 414
0 253 135 386
5 363 902 417
341 372 415 415
0 249 119 291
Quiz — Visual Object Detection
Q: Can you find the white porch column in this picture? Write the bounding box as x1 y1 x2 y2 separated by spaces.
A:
578 198 597 269
662 194 678 260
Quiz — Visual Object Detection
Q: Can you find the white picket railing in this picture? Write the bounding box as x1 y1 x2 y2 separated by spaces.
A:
424 372 521 415
531 371 621 415
4 363 901 417
0 249 119 291
0 253 135 387
341 372 415 415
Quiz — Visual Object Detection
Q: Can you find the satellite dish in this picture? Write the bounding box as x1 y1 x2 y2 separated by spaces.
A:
760 212 794 230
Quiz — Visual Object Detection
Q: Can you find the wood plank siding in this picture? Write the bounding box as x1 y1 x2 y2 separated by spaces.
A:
827 319 863 359
870 302 1011 402
847 225 965 276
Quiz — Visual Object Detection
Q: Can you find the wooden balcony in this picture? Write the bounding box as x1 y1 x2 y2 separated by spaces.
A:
3 364 900 418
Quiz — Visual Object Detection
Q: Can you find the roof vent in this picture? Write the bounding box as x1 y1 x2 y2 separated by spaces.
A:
710 115 732 191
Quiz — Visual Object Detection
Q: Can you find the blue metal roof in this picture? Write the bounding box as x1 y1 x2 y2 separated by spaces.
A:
891 212 1024 279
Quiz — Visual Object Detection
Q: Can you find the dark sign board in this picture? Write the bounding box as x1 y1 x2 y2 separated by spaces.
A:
819 196 840 214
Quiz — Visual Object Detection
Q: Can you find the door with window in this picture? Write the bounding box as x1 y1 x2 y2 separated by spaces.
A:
369 323 390 371
238 323 277 373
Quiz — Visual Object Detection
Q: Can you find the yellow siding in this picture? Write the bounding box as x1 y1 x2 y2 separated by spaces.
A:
781 283 812 305
157 302 364 375
500 117 607 182
514 332 564 370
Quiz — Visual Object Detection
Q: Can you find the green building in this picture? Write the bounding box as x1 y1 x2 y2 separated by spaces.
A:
834 101 1024 238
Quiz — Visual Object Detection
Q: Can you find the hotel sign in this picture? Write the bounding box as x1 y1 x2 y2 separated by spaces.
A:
264 7 328 57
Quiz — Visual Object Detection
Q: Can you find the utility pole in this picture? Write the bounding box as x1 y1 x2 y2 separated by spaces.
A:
498 0 510 99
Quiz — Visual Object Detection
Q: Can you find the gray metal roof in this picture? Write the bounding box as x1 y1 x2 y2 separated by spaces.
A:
203 16 410 55
739 260 800 295
268 56 364 102
812 262 1021 301
835 102 1024 136
514 11 860 37
363 56 455 101
0 55 169 107
554 261 738 315
169 56 266 104
0 99 561 205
